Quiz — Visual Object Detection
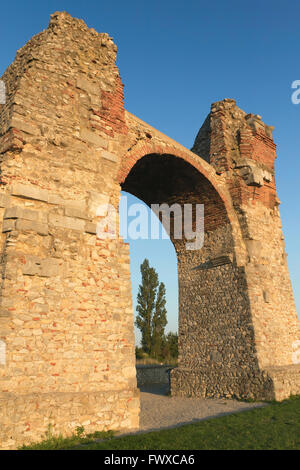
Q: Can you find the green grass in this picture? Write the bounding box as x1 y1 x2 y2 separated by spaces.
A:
20 395 300 450
19 428 115 450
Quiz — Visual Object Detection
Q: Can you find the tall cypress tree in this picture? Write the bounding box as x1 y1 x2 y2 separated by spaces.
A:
135 259 167 358
135 259 158 354
152 282 167 359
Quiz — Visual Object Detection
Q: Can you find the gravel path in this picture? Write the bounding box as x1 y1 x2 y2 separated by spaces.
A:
125 384 265 435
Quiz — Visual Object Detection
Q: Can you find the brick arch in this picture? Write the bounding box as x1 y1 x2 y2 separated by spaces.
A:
120 142 215 184
118 140 244 260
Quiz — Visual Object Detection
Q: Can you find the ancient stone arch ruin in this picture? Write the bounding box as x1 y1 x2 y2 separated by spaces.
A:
0 12 299 448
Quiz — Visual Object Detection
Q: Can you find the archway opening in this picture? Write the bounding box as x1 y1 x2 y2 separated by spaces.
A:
119 190 178 360
120 153 256 398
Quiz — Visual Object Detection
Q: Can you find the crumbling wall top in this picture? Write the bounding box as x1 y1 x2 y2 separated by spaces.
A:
48 11 117 52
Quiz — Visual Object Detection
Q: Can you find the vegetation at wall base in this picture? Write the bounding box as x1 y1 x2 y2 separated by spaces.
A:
19 427 115 450
19 395 300 450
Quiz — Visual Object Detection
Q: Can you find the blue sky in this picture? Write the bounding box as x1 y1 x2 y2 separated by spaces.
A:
119 192 179 344
1 1 299 343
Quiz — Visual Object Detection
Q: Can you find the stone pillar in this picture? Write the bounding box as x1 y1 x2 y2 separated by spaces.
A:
184 99 300 401
0 12 139 449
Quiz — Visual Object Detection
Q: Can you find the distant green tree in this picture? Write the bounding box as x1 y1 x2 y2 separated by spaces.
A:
135 346 144 360
166 332 178 358
135 259 167 358
161 332 178 363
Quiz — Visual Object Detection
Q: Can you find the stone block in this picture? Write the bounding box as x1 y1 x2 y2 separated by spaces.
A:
80 129 107 149
4 206 47 223
2 219 16 232
4 207 24 219
88 192 109 217
263 290 271 303
15 219 49 235
40 259 60 277
0 340 5 365
237 160 273 187
65 207 88 220
0 309 11 318
10 116 40 136
247 166 264 187
11 183 48 203
64 202 89 220
85 222 97 234
101 150 118 163
0 193 9 208
76 77 100 97
64 199 86 211
48 193 65 205
48 214 85 231
193 255 232 270
21 255 59 277
22 255 42 276
245 239 262 260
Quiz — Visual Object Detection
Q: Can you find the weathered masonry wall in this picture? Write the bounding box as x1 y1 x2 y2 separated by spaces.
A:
187 100 300 398
0 12 138 449
120 104 300 401
193 101 300 369
0 11 299 449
